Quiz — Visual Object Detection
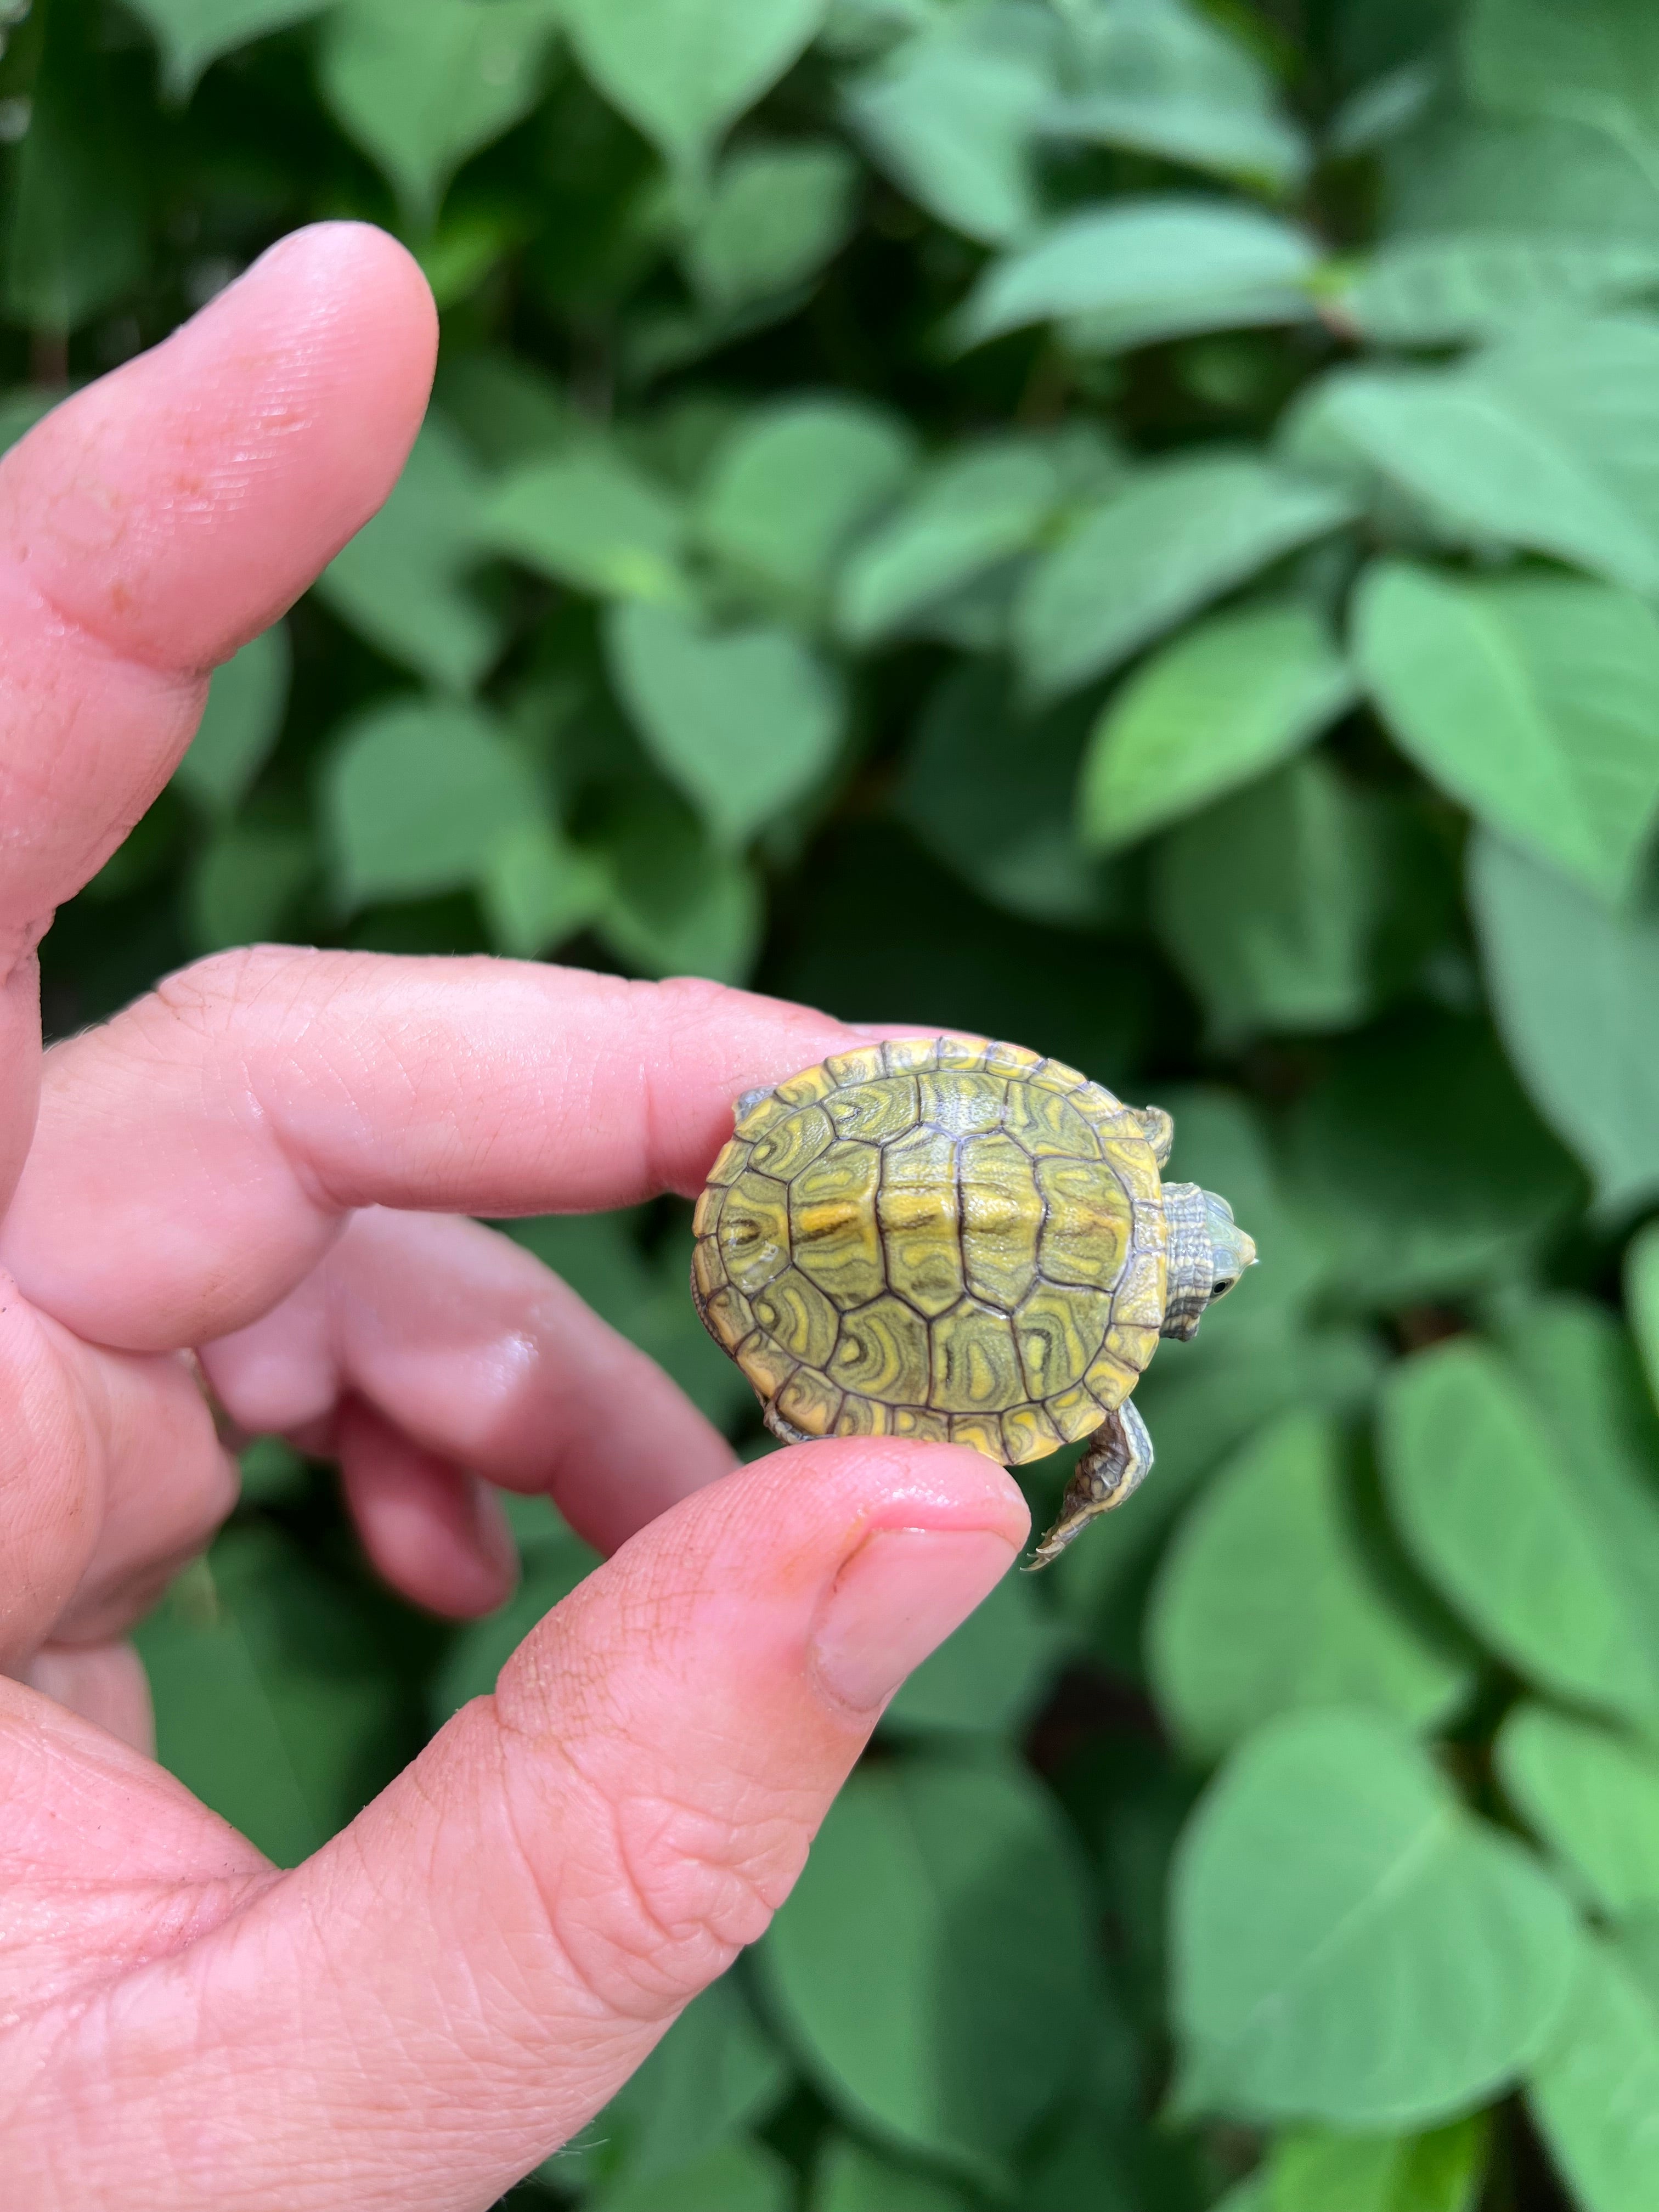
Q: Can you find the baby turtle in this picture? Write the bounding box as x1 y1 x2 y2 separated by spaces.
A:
691 1035 1255 1567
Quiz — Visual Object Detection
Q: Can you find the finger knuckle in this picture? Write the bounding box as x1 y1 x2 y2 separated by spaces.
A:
490 1616 816 2019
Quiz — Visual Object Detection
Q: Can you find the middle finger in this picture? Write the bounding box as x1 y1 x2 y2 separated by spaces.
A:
203 1206 738 1556
2 949 881 1353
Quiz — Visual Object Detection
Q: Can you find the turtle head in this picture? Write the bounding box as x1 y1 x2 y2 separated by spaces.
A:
1160 1182 1257 1342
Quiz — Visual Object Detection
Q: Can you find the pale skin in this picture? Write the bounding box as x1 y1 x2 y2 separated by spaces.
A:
0 225 1030 2209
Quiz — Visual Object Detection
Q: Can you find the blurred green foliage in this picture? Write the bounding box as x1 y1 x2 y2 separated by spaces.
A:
16 0 1659 2203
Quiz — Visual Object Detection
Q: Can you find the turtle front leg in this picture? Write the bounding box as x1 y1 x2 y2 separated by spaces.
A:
1026 1399 1154 1571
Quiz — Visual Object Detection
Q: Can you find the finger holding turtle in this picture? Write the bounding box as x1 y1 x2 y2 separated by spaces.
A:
692 1034 1256 1568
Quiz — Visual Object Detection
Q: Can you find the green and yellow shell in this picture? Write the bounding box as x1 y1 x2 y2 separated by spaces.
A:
690 1034 1168 1465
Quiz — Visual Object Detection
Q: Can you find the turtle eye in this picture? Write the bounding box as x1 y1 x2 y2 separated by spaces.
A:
1209 1276 1238 1301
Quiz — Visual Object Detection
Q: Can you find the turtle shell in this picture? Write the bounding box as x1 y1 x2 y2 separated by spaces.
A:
690 1035 1168 1466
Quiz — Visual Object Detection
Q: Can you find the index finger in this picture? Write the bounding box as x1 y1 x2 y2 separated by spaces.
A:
1 951 927 1351
0 223 436 1205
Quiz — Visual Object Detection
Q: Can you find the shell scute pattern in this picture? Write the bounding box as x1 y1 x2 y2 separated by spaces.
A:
721 1171 792 1295
878 1128 963 1317
747 1103 835 1181
1035 1156 1130 1293
702 1283 754 1353
1004 1401 1063 1461
824 1042 890 1087
696 1035 1168 1468
1003 1081 1099 1159
790 1142 885 1306
917 1070 1006 1136
881 1035 945 1076
751 1268 840 1369
930 1300 1023 1414
960 1132 1043 1309
831 1293 930 1401
777 1366 841 1435
825 1074 919 1143
1015 1281 1113 1397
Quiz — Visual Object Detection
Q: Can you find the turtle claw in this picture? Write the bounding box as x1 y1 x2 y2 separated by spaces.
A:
1025 1400 1154 1571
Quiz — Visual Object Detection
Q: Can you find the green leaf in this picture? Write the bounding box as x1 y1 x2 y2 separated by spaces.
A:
1214 2184 1269 2212
1626 1218 1659 1411
136 1527 409 1866
1061 1327 1385 1667
315 415 505 695
1527 1937 1659 2212
592 2136 795 2212
318 0 562 226
1355 561 1659 904
835 443 1060 645
561 0 828 183
814 2136 973 2212
697 397 916 615
1080 603 1353 852
1614 1908 1659 2013
844 3 1057 243
187 824 314 953
605 601 844 849
759 1752 1100 2186
173 623 291 817
1 1 145 334
1345 232 1659 346
893 661 1118 928
955 198 1319 354
1045 0 1307 193
1499 1703 1659 1917
1467 0 1659 176
1265 2118 1488 2212
1380 1329 1659 1734
483 447 691 606
323 697 543 911
1471 829 1659 1214
1282 1013 1578 1310
575 1977 792 2191
1152 754 1385 1043
598 795 764 984
883 1567 1074 1740
433 351 572 472
414 206 529 311
684 139 858 312
125 0 327 99
1014 453 1355 704
478 817 609 958
238 1435 309 1508
1148 1412 1472 1762
1171 1708 1579 2127
1383 99 1659 240
1293 321 1659 596
507 1206 757 1429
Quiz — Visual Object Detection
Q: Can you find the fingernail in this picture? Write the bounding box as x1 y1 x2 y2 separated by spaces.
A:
809 1527 1018 1712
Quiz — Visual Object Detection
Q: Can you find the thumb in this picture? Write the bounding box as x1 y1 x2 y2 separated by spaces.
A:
36 1441 1028 2212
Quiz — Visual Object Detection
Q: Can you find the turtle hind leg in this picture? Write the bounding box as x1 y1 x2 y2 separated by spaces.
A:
763 1400 815 1447
1025 1400 1154 1572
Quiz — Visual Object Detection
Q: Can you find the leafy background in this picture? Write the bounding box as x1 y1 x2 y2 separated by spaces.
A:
12 0 1659 2203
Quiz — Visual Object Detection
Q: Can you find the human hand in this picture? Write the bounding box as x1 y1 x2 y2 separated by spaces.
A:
0 226 1029 2209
